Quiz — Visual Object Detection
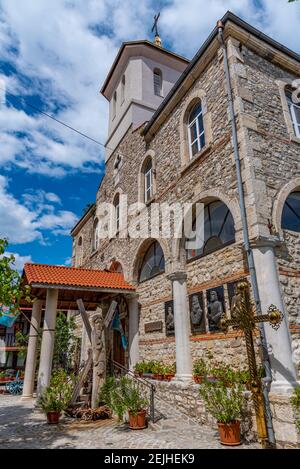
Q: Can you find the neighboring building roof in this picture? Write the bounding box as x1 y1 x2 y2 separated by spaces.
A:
23 263 135 291
101 40 189 99
144 10 300 138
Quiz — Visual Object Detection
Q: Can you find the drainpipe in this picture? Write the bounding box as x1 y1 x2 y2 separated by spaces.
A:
217 20 276 447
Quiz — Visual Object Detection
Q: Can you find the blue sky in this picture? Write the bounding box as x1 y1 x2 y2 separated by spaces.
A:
0 0 300 270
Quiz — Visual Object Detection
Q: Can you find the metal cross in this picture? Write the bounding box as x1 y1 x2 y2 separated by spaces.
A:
152 12 160 37
220 281 283 448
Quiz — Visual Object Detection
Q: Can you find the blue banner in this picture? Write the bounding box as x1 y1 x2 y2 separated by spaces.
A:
111 311 127 350
0 306 19 328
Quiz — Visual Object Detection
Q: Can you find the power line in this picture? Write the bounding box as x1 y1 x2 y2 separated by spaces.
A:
1 87 106 148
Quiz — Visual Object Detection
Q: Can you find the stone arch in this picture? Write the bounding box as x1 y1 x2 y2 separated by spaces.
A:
179 89 213 166
129 238 171 284
138 150 157 203
272 178 300 236
173 189 241 265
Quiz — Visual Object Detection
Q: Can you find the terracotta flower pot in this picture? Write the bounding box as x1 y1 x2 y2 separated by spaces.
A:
164 374 174 382
218 420 241 446
193 375 202 384
129 410 147 430
46 411 61 425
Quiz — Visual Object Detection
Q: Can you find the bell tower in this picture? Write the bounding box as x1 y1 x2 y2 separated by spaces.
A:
101 33 189 161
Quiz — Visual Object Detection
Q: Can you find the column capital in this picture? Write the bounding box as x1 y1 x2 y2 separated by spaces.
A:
250 236 282 250
125 292 139 301
167 271 187 282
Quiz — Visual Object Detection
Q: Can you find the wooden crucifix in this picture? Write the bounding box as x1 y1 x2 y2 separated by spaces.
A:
70 299 117 409
220 281 283 448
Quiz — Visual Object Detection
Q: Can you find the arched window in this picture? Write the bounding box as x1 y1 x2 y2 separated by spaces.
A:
113 154 123 185
144 157 153 202
281 191 300 232
112 91 117 119
286 90 300 138
139 241 165 282
187 200 235 260
92 219 99 252
113 193 120 233
77 236 83 266
121 75 126 103
188 101 205 159
153 68 162 96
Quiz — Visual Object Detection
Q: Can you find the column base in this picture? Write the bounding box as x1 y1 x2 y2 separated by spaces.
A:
270 379 300 395
172 373 193 384
21 395 34 400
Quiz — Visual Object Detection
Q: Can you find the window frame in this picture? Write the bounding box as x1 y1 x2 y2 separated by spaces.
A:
112 91 117 119
113 194 120 233
153 68 163 97
281 191 300 233
121 75 125 104
186 200 235 262
144 160 153 203
139 241 165 283
92 219 99 252
289 97 300 138
187 103 205 159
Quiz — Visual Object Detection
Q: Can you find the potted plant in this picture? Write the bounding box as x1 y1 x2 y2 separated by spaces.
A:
134 362 144 377
193 358 207 384
163 363 176 381
38 369 73 424
100 376 149 430
0 371 6 383
153 362 164 380
199 375 245 446
291 387 300 435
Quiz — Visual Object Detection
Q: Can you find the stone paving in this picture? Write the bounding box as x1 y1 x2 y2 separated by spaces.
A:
0 395 260 449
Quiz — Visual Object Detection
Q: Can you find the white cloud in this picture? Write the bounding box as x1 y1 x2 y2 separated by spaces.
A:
5 251 33 272
0 175 78 244
0 0 299 178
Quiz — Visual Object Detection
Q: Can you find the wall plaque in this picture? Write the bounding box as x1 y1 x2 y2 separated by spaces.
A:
145 321 163 333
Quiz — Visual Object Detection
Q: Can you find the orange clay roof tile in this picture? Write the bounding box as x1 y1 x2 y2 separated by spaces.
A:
23 263 135 291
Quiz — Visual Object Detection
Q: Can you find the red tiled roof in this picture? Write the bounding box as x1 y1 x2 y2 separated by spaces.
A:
23 263 135 291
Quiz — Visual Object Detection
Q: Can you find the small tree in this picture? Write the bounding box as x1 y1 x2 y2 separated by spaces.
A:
52 312 77 371
0 238 30 316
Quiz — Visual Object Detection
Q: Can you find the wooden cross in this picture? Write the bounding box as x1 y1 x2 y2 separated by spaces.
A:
152 12 160 37
220 281 283 448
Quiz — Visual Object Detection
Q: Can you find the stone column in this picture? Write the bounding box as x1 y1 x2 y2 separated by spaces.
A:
128 295 140 371
21 300 42 399
168 272 192 382
37 289 58 396
253 241 298 393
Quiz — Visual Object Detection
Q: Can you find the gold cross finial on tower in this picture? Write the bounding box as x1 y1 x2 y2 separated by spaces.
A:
152 12 162 47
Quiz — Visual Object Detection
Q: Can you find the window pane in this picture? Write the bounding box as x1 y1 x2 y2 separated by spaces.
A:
294 105 300 126
197 113 204 134
189 122 198 143
189 103 202 124
282 192 300 232
187 201 235 260
139 242 165 281
200 132 205 149
209 201 227 236
191 141 198 156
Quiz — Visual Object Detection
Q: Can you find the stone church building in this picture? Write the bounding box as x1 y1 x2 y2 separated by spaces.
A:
22 11 300 446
